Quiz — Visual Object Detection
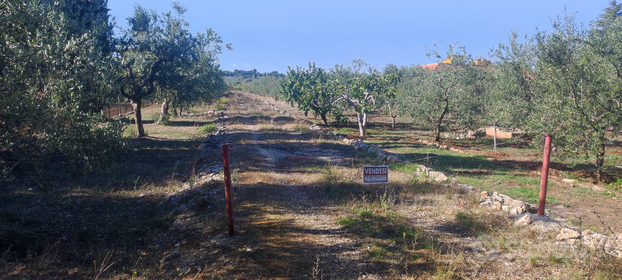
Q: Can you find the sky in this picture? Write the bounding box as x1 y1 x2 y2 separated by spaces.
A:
107 1 607 73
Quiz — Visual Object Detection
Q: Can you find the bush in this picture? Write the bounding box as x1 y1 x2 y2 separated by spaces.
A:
199 124 216 133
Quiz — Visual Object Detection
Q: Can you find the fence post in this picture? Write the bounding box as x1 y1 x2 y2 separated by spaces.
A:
493 122 497 153
222 144 235 236
538 134 553 216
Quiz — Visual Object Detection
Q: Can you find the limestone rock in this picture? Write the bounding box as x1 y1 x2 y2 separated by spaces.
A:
428 171 448 182
491 192 504 203
556 228 581 241
605 238 622 259
415 165 431 176
309 125 323 131
515 214 534 226
581 230 608 251
480 198 493 206
530 216 564 233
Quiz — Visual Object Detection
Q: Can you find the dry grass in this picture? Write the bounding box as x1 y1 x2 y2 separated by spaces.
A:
2 91 621 279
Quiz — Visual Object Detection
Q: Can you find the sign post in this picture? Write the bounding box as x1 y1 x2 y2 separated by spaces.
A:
538 134 552 216
222 144 234 236
363 166 389 184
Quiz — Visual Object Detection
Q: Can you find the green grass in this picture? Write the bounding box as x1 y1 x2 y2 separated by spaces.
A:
151 112 171 125
199 124 216 133
366 243 387 260
292 124 312 134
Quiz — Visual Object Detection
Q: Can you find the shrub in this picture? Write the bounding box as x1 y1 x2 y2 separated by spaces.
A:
199 124 216 133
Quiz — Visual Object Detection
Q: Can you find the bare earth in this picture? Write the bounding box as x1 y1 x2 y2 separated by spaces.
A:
160 91 620 279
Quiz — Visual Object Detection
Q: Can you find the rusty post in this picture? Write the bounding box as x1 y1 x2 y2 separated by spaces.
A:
538 134 553 216
223 144 235 236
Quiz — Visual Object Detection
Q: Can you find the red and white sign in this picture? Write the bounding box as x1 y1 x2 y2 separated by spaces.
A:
363 166 389 184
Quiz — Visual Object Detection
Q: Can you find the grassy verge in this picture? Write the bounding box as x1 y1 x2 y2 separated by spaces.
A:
0 103 226 279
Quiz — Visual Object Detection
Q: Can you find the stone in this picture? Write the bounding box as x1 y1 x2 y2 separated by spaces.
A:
491 192 504 203
525 204 538 214
604 238 622 259
355 143 369 150
501 205 510 212
530 216 564 233
386 156 400 163
555 228 581 241
428 171 448 182
503 197 527 209
592 185 607 192
480 198 492 206
562 178 577 185
498 193 514 204
174 204 187 215
581 230 608 251
480 191 490 198
515 205 527 214
515 214 534 226
309 125 322 131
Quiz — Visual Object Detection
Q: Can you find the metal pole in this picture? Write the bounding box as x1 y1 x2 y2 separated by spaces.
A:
493 122 497 153
222 144 235 236
538 134 553 216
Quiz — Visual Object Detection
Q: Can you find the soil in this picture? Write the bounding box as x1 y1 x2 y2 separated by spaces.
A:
179 91 620 278
1 91 621 279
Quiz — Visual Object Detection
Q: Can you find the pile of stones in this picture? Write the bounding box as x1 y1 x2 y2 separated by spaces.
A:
479 191 538 215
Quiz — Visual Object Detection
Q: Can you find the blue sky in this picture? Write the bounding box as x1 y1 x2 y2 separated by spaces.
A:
108 1 606 73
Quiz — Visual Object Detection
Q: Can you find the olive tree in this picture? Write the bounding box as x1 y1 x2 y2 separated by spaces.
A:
1 0 124 183
528 12 622 181
488 31 537 129
333 72 398 137
279 62 336 124
117 3 228 136
398 44 475 141
154 28 229 123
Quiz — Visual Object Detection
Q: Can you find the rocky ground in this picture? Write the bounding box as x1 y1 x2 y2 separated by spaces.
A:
156 91 621 279
2 91 620 279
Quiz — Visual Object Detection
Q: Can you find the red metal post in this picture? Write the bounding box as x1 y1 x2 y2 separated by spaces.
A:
538 134 553 216
223 144 235 236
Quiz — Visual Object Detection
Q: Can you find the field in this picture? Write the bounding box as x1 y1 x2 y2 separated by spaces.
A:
1 91 621 279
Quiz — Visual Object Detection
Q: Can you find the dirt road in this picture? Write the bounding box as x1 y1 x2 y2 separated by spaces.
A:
170 91 621 279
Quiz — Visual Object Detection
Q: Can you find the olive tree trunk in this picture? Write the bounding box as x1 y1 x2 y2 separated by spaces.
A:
130 99 145 137
156 98 169 125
